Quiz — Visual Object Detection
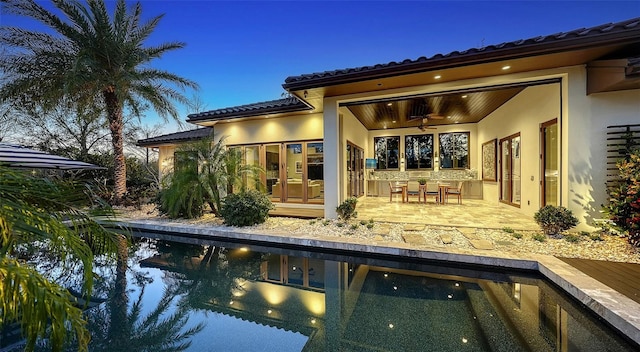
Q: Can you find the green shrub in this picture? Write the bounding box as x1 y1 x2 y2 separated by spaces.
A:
564 234 581 243
350 223 359 230
360 220 367 226
532 233 546 242
590 233 604 241
322 220 330 226
157 174 205 219
309 219 316 225
336 222 345 228
512 232 523 239
220 190 274 226
502 227 515 233
603 149 640 246
366 223 374 229
533 205 579 236
369 218 375 224
336 197 358 220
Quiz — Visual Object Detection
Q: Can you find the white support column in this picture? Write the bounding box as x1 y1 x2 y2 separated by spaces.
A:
323 97 340 219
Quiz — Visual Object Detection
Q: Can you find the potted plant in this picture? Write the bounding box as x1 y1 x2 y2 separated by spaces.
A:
417 178 428 185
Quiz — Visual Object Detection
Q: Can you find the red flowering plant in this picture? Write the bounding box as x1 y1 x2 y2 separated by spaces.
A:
603 149 640 246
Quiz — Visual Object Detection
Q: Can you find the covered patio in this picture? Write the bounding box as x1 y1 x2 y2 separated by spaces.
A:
355 197 539 230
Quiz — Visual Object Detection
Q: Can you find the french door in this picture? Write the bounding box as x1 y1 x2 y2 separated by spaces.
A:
234 141 324 204
500 133 521 207
541 119 559 206
347 141 364 198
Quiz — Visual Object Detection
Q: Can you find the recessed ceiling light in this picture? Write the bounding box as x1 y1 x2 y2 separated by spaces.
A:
502 65 511 70
392 120 396 123
434 75 442 79
387 102 393 106
462 95 468 99
455 121 460 124
447 116 452 119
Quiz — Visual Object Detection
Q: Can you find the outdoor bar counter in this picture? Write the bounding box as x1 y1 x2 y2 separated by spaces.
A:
367 170 482 199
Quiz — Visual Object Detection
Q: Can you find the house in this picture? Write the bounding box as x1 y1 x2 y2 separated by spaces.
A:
138 17 640 228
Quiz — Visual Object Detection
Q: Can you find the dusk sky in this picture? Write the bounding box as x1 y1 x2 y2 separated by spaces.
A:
2 1 639 135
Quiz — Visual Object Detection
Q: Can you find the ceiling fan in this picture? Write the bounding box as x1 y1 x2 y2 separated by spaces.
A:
409 113 445 131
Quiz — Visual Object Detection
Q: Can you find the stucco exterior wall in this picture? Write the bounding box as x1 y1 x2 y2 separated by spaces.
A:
214 113 324 145
477 83 561 217
340 107 369 200
565 66 640 228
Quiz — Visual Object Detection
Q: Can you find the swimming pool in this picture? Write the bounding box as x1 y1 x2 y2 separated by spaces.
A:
53 230 634 352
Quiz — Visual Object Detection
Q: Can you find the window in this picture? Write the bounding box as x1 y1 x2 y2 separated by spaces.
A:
439 132 469 169
174 151 198 174
405 134 434 169
374 136 399 169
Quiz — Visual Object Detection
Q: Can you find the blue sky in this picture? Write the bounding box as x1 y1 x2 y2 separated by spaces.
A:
2 1 639 134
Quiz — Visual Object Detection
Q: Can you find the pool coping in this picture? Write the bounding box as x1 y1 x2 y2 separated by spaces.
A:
112 219 640 346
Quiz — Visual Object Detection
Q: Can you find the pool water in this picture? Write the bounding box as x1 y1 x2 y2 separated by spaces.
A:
33 234 640 351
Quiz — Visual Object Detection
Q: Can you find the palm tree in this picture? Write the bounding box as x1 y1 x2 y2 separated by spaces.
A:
0 166 121 351
0 0 198 202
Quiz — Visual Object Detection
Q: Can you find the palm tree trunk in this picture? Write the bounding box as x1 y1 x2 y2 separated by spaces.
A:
103 90 126 203
108 234 129 342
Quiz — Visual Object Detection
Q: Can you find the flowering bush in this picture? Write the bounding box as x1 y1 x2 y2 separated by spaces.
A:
603 149 640 246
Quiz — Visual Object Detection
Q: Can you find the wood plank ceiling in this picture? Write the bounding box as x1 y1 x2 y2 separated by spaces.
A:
344 86 526 130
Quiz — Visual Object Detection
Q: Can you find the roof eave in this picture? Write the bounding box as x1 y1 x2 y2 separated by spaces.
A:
186 104 312 123
283 29 640 91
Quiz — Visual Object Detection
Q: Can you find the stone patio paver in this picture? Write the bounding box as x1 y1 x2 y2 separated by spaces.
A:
403 224 426 231
402 233 427 245
372 224 392 236
440 234 453 244
470 239 494 250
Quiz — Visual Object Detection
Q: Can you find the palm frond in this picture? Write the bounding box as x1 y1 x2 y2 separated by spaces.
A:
0 257 90 352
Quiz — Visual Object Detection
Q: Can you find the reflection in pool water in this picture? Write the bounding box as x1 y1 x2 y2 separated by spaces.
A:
13 234 637 352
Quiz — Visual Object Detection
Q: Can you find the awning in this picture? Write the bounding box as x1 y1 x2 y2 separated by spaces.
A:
0 143 104 170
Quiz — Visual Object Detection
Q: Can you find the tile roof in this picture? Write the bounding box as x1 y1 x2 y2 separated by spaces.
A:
283 17 640 90
186 97 311 123
137 127 212 147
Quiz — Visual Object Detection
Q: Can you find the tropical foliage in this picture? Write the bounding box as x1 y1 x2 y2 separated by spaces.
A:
0 0 197 202
158 136 264 219
603 149 640 246
0 167 122 351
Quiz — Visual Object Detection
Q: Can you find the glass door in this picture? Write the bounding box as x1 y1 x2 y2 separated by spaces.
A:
500 133 521 207
265 144 281 202
284 143 303 203
244 145 261 191
347 141 364 198
541 119 559 206
307 142 324 204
